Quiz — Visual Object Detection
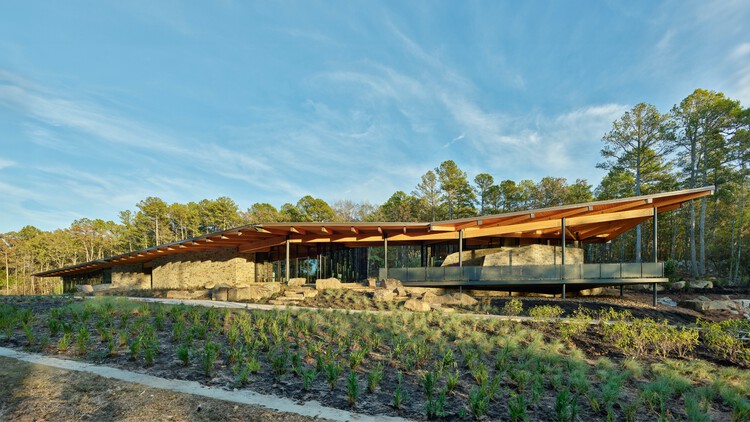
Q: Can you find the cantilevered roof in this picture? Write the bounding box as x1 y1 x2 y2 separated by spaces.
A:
36 186 714 278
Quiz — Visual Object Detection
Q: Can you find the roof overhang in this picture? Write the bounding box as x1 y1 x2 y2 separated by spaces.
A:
36 186 714 278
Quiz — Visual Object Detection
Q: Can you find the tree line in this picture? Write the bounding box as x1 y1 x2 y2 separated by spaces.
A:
1 88 748 294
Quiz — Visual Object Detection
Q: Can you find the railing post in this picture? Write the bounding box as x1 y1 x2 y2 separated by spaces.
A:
561 218 566 300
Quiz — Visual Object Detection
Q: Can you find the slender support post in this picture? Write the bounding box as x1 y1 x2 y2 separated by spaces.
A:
458 229 464 268
620 285 624 297
383 234 388 281
653 207 658 263
459 229 464 294
285 238 290 284
561 218 566 299
653 283 657 307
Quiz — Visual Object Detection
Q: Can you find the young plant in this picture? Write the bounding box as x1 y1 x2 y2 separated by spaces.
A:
302 368 318 391
367 362 385 393
75 325 91 355
425 387 447 418
200 341 220 377
325 361 343 390
468 386 489 419
347 372 359 407
57 332 72 352
392 371 407 409
509 392 529 422
176 344 190 365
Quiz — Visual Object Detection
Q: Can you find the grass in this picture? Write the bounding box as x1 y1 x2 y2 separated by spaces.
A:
0 295 749 421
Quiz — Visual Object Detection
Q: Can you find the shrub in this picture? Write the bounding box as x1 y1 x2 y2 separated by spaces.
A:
528 305 564 319
502 299 523 316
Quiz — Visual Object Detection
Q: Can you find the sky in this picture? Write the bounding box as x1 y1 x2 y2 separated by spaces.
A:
1 1 749 232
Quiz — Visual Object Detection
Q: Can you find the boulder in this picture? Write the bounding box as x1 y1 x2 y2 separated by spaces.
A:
373 289 396 302
75 285 94 294
396 286 408 297
577 288 604 296
688 280 713 289
315 277 342 290
422 292 478 306
212 287 229 301
367 278 378 288
657 297 678 307
288 278 307 287
229 283 281 301
382 279 403 290
299 287 319 298
91 283 113 292
679 298 737 312
442 293 478 306
404 299 431 312
668 281 686 290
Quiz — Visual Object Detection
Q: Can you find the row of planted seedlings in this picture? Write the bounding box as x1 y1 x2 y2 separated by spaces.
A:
1 297 750 420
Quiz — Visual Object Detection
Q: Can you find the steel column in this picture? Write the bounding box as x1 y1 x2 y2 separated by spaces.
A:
561 217 566 299
459 229 464 268
653 207 658 263
383 234 388 281
285 238 290 284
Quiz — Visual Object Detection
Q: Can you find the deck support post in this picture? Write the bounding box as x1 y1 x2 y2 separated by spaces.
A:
561 218 566 299
458 229 464 268
285 237 290 284
620 285 624 297
653 207 658 263
383 234 388 281
653 207 658 307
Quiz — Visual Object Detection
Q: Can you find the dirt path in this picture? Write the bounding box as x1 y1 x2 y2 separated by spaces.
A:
0 348 407 422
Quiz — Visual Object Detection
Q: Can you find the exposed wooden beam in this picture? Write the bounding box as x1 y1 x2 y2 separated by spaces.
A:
480 213 534 229
350 226 359 234
428 224 456 232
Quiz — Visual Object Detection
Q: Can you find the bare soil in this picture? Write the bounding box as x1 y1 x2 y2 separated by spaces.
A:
0 355 319 422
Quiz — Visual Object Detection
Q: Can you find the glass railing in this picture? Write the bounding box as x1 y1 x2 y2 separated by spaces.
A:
379 262 664 283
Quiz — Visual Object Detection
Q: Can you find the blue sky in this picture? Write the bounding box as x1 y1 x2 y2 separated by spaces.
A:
1 1 749 232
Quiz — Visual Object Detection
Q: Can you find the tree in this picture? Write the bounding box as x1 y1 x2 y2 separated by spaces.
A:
474 173 494 215
136 197 170 246
199 197 242 232
295 196 335 222
246 203 283 224
672 89 741 276
413 170 442 221
598 102 673 262
566 179 593 204
435 160 476 219
498 180 521 212
377 191 421 222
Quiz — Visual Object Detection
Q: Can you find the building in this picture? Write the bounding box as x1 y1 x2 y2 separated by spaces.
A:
36 187 714 302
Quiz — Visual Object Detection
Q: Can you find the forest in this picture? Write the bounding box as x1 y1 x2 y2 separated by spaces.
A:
1 88 748 294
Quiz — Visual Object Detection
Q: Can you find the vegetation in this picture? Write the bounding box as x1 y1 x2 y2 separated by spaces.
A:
1 88 748 293
1 295 749 420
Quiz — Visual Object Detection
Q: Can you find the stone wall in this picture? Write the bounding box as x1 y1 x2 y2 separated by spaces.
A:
150 247 258 290
111 264 150 289
442 244 583 267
